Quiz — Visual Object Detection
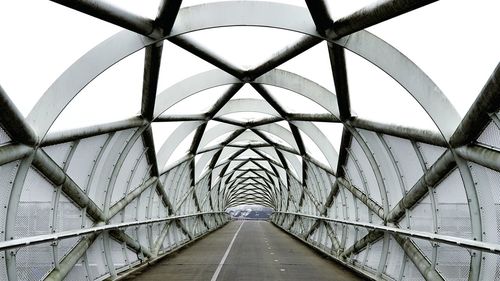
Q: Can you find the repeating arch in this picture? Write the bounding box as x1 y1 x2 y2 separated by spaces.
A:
0 1 498 281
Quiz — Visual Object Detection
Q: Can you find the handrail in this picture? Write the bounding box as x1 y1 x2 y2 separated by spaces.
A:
0 212 228 251
273 211 500 254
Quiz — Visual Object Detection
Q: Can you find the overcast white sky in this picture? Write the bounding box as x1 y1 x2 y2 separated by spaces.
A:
0 0 499 169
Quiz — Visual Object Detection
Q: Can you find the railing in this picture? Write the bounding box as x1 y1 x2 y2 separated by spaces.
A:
272 211 500 254
0 212 229 252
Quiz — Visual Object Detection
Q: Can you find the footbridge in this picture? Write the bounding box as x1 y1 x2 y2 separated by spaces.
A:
0 0 499 280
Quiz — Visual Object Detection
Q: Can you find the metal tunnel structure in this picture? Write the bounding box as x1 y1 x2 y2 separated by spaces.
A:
0 0 499 280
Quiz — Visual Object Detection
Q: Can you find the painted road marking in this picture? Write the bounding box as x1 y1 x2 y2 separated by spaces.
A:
210 222 245 281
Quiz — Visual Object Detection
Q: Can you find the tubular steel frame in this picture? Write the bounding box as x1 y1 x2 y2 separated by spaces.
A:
0 1 499 280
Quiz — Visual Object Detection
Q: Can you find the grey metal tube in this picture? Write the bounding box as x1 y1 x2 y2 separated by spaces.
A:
387 150 455 223
348 117 447 147
450 62 500 147
110 229 153 258
305 0 332 33
156 181 175 212
0 144 33 165
336 127 352 178
0 85 38 145
156 181 195 241
455 144 500 173
143 126 160 176
32 149 106 222
42 116 146 146
0 212 224 252
302 156 335 177
287 113 340 122
337 178 385 219
155 0 182 34
283 210 478 278
175 219 194 240
304 219 321 239
154 114 207 122
248 36 323 80
331 0 438 39
108 177 158 219
207 84 244 118
50 0 155 35
141 42 164 121
328 44 351 121
45 233 99 281
152 221 173 255
169 36 244 79
394 235 444 281
323 180 339 212
305 220 341 251
247 116 284 127
270 203 500 251
341 230 384 258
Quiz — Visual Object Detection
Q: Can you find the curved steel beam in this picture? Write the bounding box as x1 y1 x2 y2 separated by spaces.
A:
32 1 455 143
156 121 204 170
253 70 339 116
290 121 339 170
27 31 156 138
213 98 280 118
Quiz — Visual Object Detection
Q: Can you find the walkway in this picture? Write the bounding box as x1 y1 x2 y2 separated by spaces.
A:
125 221 362 281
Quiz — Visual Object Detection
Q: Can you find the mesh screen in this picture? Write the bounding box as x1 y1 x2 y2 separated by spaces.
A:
64 258 88 281
86 235 109 280
384 236 405 280
435 243 470 281
352 246 368 267
412 239 434 267
402 254 425 281
58 237 81 265
0 251 6 281
88 129 136 210
383 135 423 194
125 246 140 266
408 193 434 233
0 126 11 145
42 142 72 168
350 138 382 205
111 138 145 205
434 169 471 239
344 225 356 250
0 161 19 240
16 242 54 281
365 239 383 271
416 142 446 170
15 168 54 238
358 129 400 209
109 237 127 272
66 134 108 192
57 194 84 231
468 163 500 279
477 121 500 149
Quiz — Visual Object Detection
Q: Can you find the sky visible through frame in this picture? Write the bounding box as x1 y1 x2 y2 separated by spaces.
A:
0 0 499 170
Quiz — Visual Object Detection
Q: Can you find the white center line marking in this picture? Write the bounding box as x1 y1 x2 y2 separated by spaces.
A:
210 222 245 281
